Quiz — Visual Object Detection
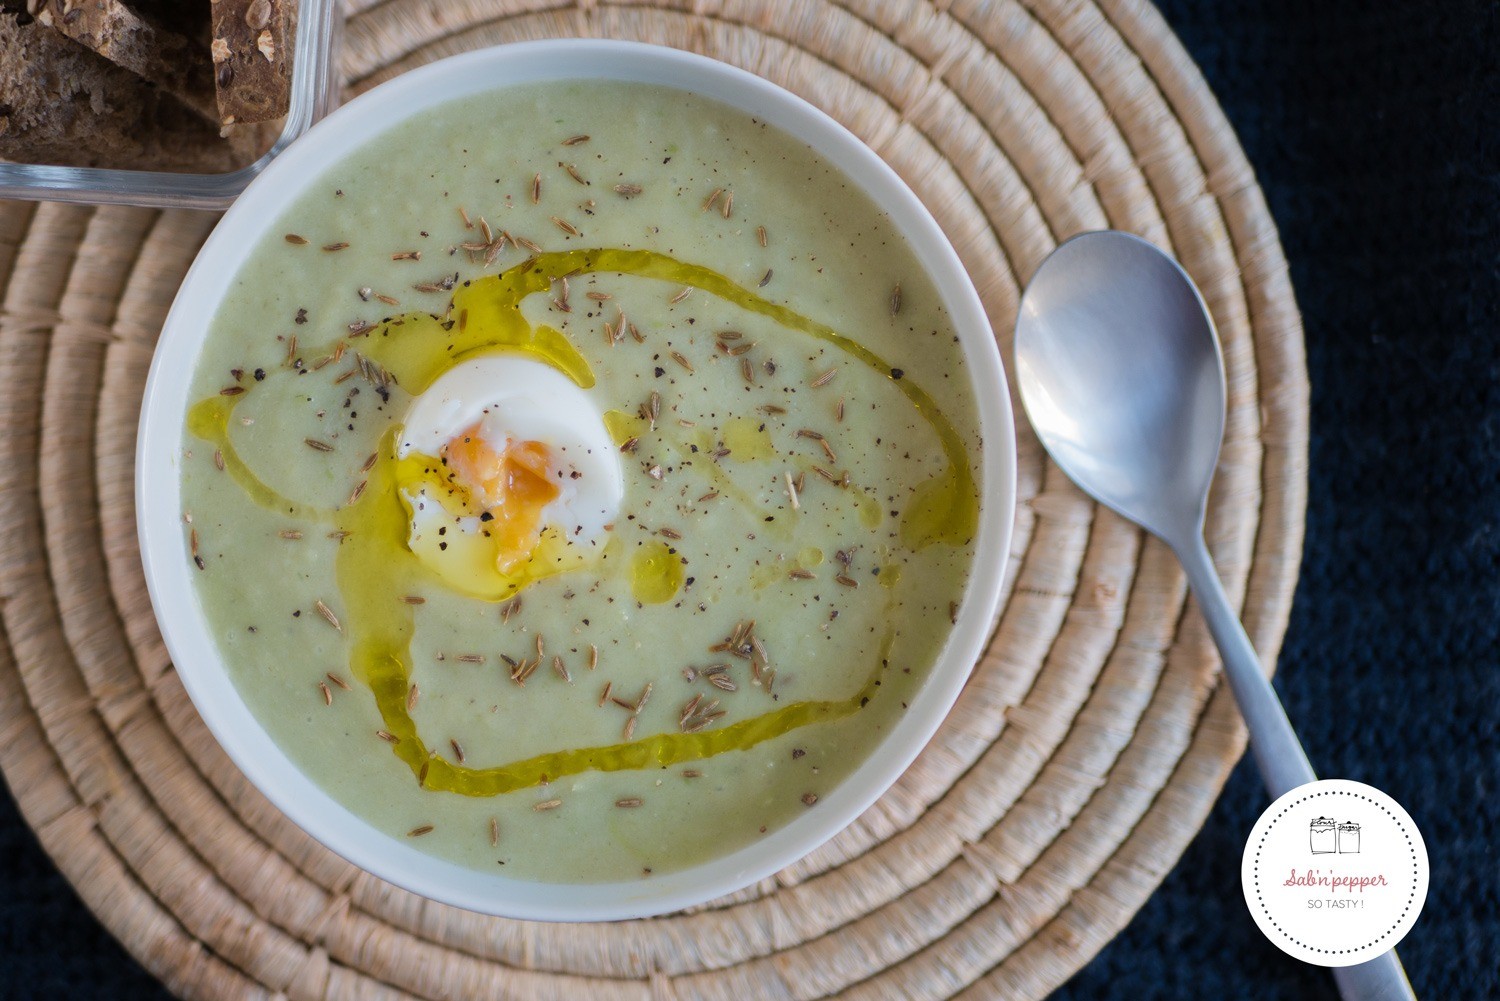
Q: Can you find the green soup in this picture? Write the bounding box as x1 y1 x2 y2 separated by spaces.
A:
180 80 982 882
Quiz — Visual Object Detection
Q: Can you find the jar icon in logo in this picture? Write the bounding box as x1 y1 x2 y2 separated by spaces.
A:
1338 821 1361 854
1310 816 1337 854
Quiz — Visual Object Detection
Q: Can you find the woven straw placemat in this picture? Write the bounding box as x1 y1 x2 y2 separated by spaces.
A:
0 1 1306 997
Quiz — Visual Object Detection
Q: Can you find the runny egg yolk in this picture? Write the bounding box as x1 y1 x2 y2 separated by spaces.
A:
442 424 559 574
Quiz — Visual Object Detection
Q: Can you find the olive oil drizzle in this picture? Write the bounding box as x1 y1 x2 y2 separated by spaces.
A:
186 396 330 522
506 248 977 548
186 247 970 798
416 632 892 797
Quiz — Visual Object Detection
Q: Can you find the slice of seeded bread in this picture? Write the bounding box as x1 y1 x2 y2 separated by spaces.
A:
0 9 260 171
25 0 218 122
210 0 295 128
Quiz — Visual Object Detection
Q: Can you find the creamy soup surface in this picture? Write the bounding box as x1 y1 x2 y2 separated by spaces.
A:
179 80 983 882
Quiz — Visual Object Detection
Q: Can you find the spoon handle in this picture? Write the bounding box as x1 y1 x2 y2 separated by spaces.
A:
1175 537 1315 798
1176 537 1418 1001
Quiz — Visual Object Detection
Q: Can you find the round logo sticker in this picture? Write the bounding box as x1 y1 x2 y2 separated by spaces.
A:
1241 779 1428 967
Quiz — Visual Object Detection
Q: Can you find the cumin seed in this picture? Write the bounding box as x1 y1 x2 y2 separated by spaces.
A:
408 824 434 837
401 594 425 605
489 817 499 846
759 269 772 288
219 385 245 396
741 357 754 383
670 351 693 372
407 683 419 712
613 183 642 197
785 471 800 510
789 568 815 580
802 792 818 806
615 797 643 808
552 655 570 682
450 739 466 764
391 250 421 261
810 368 837 388
564 163 587 185
314 599 342 630
701 187 723 212
515 235 544 254
683 769 702 779
721 190 734 218
284 233 308 245
682 714 722 734
213 449 225 471
376 729 399 744
318 681 332 706
835 574 859 588
322 242 349 252
551 216 580 236
757 225 767 247
589 644 599 670
622 715 637 741
533 799 562 812
890 282 902 314
659 527 682 540
459 206 473 229
599 681 613 707
669 287 692 305
562 134 590 146
327 672 351 690
278 529 302 540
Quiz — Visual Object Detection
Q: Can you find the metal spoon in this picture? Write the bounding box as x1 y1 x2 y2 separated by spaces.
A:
1013 231 1416 1001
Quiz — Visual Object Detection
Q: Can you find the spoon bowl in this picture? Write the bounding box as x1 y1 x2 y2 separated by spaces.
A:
1014 230 1224 546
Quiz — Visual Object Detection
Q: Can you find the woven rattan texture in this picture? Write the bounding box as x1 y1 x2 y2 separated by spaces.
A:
0 1 1306 998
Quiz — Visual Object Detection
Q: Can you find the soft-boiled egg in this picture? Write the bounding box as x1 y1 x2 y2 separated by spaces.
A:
395 355 623 599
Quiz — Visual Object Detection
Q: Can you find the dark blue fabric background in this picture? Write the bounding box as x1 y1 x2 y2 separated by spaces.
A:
1 1 1495 997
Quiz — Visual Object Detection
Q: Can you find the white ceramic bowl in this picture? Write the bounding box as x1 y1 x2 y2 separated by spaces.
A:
137 39 1016 921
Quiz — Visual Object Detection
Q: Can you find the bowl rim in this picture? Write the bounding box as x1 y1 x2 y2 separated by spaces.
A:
136 38 1016 921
